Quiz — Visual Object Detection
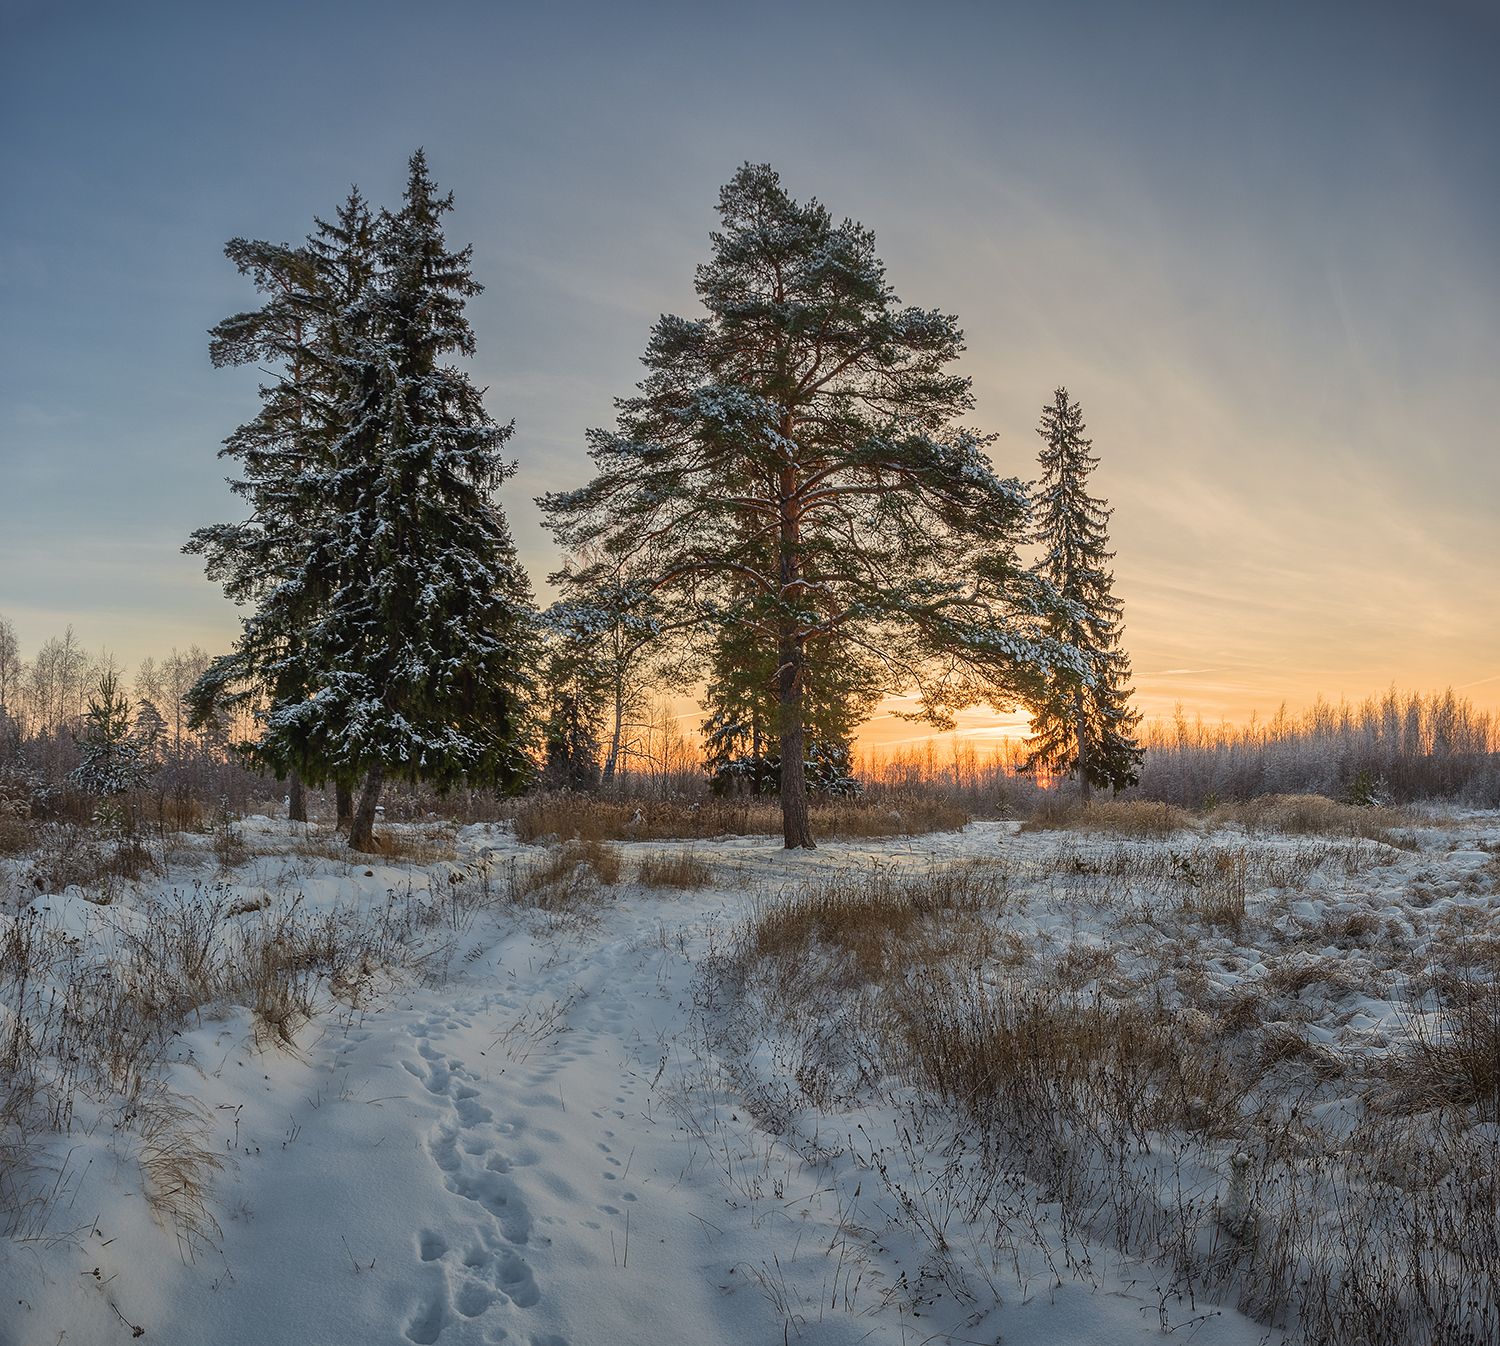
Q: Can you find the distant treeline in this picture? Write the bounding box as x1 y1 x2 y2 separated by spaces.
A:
859 688 1500 811
1132 689 1500 807
3 612 1495 817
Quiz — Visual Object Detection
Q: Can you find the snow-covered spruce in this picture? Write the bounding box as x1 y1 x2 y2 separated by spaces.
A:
1023 387 1143 799
189 153 537 849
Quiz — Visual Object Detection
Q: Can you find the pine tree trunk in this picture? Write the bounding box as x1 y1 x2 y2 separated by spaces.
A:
348 767 384 853
336 782 353 832
287 770 307 824
775 445 815 850
602 679 624 785
1074 687 1092 806
777 636 815 850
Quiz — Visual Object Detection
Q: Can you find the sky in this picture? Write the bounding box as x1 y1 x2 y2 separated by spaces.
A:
2 0 1497 750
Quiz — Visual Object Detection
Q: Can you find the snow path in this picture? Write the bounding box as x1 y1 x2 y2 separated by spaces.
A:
102 871 784 1346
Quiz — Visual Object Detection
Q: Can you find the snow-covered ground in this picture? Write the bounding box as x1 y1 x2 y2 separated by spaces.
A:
3 811 1497 1345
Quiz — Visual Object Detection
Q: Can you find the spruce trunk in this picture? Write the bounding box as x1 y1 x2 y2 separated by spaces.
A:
348 767 384 853
777 637 815 850
287 770 307 824
1073 687 1092 806
335 782 353 831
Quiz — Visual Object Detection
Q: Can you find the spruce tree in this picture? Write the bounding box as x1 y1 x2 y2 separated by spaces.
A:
542 164 1071 847
1023 388 1142 800
187 190 378 823
192 153 536 850
72 671 146 797
132 698 167 769
538 612 605 792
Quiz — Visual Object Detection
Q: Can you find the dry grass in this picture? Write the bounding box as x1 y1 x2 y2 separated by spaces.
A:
896 973 1245 1140
137 791 209 835
130 1084 224 1256
1263 954 1367 1000
0 815 31 857
1021 797 1197 837
817 796 971 837
507 793 969 845
714 848 1500 1346
1389 979 1500 1118
373 827 458 865
746 862 1010 986
1210 793 1414 844
1053 942 1120 989
0 864 479 1249
635 850 715 890
1020 793 1419 847
1179 847 1248 930
513 838 622 906
23 821 156 899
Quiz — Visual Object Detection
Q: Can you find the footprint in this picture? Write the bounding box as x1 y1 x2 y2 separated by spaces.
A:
497 1250 540 1308
456 1095 493 1126
404 1297 446 1345
455 1281 495 1317
427 1128 461 1173
418 1230 447 1261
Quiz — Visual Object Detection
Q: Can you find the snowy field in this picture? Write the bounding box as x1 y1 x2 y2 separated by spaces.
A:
3 807 1498 1345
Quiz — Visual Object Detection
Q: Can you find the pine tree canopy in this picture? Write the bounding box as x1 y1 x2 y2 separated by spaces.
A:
189 152 537 815
1024 387 1143 798
541 163 1076 846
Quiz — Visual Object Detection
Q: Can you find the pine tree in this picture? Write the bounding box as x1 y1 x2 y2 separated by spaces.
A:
541 164 1071 847
192 153 537 850
1023 388 1142 800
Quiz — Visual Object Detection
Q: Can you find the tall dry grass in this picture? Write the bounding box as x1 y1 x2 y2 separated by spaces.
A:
511 838 622 907
1209 793 1416 845
635 850 715 890
506 792 969 844
1020 797 1197 837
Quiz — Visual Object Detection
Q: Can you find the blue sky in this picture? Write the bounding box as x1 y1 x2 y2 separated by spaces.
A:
2 0 1497 729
